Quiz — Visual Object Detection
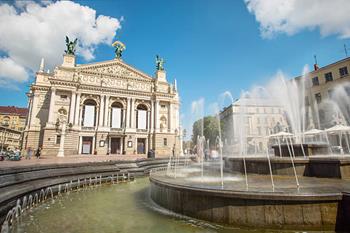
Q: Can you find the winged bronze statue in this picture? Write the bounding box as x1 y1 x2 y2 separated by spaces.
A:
65 36 78 55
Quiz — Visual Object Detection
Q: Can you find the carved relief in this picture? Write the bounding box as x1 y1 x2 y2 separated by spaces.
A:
80 94 100 106
77 73 152 92
83 63 142 79
55 69 74 81
135 99 151 110
109 97 127 108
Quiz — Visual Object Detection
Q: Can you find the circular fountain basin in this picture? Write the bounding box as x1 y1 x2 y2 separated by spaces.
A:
150 167 350 231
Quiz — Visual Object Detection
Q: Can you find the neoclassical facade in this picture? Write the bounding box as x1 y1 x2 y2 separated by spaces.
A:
23 51 181 157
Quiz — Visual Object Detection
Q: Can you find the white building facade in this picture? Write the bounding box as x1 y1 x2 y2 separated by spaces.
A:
23 51 181 157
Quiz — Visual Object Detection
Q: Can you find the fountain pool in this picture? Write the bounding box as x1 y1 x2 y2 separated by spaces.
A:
3 177 315 233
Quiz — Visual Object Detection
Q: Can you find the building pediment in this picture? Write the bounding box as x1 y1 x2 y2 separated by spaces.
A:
76 59 153 82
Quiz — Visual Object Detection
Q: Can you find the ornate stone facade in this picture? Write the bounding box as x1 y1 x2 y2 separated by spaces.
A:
22 53 181 157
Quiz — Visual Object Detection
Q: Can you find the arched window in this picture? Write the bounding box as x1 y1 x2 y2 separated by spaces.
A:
82 99 97 127
136 104 147 129
111 102 123 128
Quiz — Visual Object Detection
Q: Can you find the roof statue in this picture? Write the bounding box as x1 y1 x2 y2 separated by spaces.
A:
65 36 78 55
112 41 126 59
156 55 165 71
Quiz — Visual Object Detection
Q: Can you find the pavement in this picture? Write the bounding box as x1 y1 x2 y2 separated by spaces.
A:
0 154 150 168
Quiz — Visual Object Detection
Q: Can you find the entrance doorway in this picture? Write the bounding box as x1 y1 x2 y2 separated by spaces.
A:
111 137 121 154
137 138 146 154
82 137 93 154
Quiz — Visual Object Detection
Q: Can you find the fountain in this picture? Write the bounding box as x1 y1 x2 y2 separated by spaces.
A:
150 71 350 231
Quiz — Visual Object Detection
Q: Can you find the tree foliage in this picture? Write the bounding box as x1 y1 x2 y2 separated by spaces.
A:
191 115 223 148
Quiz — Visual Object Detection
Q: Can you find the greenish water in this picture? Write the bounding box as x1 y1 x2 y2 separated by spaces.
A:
14 178 326 233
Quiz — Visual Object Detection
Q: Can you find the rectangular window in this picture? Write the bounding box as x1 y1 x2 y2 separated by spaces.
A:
339 66 348 77
163 138 167 146
60 95 68 99
111 108 121 128
137 110 147 129
257 127 261 135
312 77 319 86
325 72 333 82
56 135 61 144
315 93 322 104
83 105 95 127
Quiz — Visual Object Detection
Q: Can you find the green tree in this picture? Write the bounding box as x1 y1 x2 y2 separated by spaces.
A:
192 115 222 148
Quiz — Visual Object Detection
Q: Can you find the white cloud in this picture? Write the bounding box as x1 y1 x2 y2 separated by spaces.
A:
0 1 122 87
245 0 350 39
0 57 29 88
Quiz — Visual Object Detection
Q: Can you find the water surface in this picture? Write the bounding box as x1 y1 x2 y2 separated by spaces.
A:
14 178 328 233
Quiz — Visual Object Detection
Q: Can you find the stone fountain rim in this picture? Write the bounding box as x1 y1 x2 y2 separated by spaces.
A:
149 176 343 202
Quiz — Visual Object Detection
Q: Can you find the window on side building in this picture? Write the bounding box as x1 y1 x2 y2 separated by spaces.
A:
339 66 348 77
312 77 319 86
325 72 333 82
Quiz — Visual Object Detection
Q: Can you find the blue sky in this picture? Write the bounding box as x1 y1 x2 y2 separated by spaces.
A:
0 0 349 135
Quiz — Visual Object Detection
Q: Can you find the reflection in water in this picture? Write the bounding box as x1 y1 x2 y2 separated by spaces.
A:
13 178 324 233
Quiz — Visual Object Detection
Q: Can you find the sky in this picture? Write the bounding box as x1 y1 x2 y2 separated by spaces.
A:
1 0 350 138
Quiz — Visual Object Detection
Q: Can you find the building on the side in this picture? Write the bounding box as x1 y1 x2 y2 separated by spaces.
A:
220 98 288 154
0 106 28 151
22 40 181 157
295 57 350 129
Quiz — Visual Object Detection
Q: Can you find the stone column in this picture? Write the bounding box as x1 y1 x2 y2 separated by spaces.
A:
29 94 39 128
79 105 83 126
155 100 160 132
147 110 151 132
130 98 135 128
122 107 126 128
30 93 40 128
150 100 155 133
47 87 56 124
99 95 105 127
168 102 173 132
69 91 76 124
126 97 130 128
104 95 110 127
78 136 82 154
74 93 81 125
26 94 33 130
